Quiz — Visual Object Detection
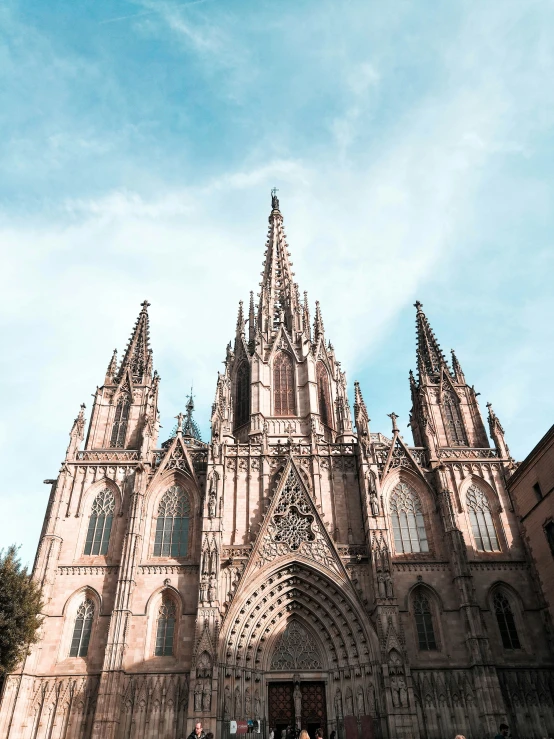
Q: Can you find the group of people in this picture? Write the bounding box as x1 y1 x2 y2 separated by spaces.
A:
187 718 513 739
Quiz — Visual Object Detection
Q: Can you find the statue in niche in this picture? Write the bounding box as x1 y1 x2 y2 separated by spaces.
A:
224 685 231 718
254 689 261 719
399 678 408 707
199 578 208 603
334 689 343 718
390 677 400 708
194 681 202 712
235 687 241 718
208 476 217 518
356 687 364 715
208 578 217 602
384 574 394 599
367 682 375 713
377 574 387 599
293 683 302 719
245 688 251 717
345 688 354 716
202 681 211 712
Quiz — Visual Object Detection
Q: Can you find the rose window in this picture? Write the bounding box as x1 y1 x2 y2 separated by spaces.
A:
274 507 315 551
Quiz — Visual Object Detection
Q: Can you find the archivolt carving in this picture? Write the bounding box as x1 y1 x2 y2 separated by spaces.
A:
270 620 322 670
222 564 374 672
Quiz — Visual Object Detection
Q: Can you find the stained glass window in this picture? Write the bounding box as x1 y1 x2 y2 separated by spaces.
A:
390 482 429 553
493 593 520 649
413 591 437 650
274 352 295 416
466 485 499 552
155 598 176 656
110 395 130 448
316 361 332 428
70 599 94 657
235 362 250 429
84 489 115 556
154 486 190 557
443 391 467 446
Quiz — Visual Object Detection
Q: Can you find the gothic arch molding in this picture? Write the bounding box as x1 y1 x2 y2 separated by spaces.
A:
458 474 501 513
220 562 378 673
77 476 123 517
266 616 327 672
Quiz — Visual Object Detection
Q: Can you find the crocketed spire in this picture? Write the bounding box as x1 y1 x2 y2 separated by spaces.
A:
117 301 152 383
414 301 449 381
257 191 301 338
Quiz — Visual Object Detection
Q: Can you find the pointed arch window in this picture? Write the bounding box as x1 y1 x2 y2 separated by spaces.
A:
493 593 521 649
274 352 295 416
155 597 176 656
69 599 94 657
466 485 499 552
110 394 131 448
442 390 467 446
316 361 332 428
413 591 437 650
235 361 250 429
84 489 115 555
154 485 190 557
390 482 429 554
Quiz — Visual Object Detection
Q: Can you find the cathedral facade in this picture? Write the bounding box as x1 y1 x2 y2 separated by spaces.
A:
1 194 553 739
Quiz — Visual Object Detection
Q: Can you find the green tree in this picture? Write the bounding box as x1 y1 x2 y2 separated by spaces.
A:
0 546 43 682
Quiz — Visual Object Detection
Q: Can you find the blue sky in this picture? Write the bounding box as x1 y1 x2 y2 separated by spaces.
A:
1 0 554 565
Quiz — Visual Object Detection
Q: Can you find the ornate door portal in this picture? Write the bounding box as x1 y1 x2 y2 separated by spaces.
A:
268 683 327 739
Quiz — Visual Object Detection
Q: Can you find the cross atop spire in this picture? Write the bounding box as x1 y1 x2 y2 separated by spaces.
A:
414 301 449 381
257 192 301 338
117 301 153 383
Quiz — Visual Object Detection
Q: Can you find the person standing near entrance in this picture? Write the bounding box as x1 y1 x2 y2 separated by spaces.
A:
187 721 206 739
269 729 274 739
494 724 510 739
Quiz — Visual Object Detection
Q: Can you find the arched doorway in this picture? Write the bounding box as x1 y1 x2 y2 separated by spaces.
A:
219 562 380 739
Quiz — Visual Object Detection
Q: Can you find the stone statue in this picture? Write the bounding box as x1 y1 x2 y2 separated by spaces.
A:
224 685 231 718
235 688 241 717
356 687 364 715
334 689 343 718
208 578 217 602
378 574 386 599
391 677 400 708
367 682 375 713
398 678 408 707
293 683 302 719
345 688 354 716
194 681 202 712
254 690 261 719
245 688 251 717
369 492 379 516
202 681 211 711
385 574 394 599
199 578 208 603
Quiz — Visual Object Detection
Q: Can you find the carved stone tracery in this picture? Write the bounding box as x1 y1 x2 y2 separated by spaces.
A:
270 620 323 670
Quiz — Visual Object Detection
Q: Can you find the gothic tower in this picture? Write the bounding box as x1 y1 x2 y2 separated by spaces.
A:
1 195 553 739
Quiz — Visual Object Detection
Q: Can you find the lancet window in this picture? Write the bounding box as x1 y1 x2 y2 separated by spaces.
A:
274 352 295 416
235 361 250 429
316 361 332 427
69 599 94 657
390 482 429 554
466 485 499 552
154 485 190 557
493 593 521 649
84 489 115 556
110 394 130 448
413 590 437 650
155 597 176 656
442 390 467 446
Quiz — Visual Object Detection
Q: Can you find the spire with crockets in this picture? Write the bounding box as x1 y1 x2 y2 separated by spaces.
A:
413 300 451 381
116 300 153 383
256 189 302 340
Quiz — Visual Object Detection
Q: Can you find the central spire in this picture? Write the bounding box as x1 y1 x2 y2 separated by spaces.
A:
257 192 301 339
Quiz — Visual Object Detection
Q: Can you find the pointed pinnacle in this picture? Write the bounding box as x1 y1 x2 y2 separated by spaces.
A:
314 300 325 343
388 412 399 433
236 300 245 335
117 301 152 382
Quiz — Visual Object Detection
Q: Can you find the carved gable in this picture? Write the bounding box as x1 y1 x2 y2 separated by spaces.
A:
249 460 342 575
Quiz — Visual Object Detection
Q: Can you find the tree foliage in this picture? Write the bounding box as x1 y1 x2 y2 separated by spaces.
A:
0 545 43 676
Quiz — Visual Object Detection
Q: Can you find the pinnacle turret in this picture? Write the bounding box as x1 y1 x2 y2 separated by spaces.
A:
314 301 325 345
414 301 449 381
117 301 152 383
451 349 465 383
353 381 370 439
248 291 256 346
257 192 301 338
105 349 118 384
